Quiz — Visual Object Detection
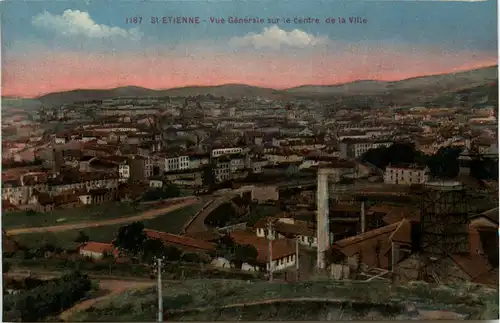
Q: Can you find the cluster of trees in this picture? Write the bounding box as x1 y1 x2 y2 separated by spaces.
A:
142 184 181 201
470 157 499 180
113 222 204 263
4 276 47 291
204 203 237 227
3 271 92 322
361 143 427 170
215 235 258 269
426 147 462 179
10 242 66 260
361 142 498 180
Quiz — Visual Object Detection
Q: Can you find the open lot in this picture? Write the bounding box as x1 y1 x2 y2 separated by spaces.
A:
3 202 156 230
10 202 205 249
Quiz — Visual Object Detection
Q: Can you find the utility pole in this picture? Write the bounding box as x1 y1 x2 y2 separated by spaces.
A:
156 258 163 322
267 220 273 282
295 235 300 281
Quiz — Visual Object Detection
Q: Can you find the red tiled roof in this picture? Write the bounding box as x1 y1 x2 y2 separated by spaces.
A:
144 229 216 251
450 254 493 280
472 268 499 287
274 220 315 238
3 234 20 253
184 230 221 242
333 221 402 257
253 216 278 229
229 230 295 264
2 199 18 211
79 242 115 254
330 222 407 269
388 219 413 245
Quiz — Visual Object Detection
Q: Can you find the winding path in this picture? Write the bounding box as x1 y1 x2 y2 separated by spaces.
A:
59 280 155 321
183 188 253 234
6 198 200 235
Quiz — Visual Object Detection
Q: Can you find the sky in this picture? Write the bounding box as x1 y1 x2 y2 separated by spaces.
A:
1 0 498 98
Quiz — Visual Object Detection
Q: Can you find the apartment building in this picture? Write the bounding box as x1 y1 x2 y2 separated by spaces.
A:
339 139 393 159
383 164 429 185
211 147 243 158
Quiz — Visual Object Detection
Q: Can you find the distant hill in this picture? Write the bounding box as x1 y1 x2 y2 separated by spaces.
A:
35 86 159 106
286 66 498 96
36 84 286 106
33 65 498 105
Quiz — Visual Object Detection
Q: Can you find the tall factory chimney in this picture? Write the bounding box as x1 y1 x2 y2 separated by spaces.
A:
316 168 331 269
52 148 63 174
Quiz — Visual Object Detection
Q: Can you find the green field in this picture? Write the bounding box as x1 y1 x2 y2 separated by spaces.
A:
69 279 499 321
3 202 156 230
11 203 205 249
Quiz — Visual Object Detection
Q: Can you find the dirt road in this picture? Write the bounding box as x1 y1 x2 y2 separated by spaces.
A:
184 194 238 234
59 280 155 321
6 198 199 235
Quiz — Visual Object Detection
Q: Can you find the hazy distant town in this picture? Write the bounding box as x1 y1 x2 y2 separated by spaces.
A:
2 65 499 321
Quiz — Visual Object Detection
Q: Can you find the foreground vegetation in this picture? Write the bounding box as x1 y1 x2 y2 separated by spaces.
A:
4 271 93 322
7 257 263 281
69 279 499 321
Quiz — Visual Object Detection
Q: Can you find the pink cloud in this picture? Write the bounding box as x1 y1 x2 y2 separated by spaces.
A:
2 46 497 98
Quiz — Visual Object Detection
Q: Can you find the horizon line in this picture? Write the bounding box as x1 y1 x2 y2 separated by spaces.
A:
4 63 498 100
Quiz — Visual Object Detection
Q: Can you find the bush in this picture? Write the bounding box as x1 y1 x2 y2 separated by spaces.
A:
3 271 92 321
180 252 205 263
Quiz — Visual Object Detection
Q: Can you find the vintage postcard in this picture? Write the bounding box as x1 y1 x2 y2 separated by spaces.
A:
1 0 498 321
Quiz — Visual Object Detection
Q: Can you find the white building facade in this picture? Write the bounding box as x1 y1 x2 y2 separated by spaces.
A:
383 165 429 185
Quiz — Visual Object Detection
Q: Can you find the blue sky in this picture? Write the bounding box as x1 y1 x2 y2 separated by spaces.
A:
1 0 497 97
2 0 497 50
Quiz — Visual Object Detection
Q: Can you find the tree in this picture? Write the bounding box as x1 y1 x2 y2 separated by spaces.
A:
427 147 461 179
180 252 203 263
113 222 146 255
3 271 91 322
142 188 164 201
141 238 167 263
3 260 11 273
34 243 59 258
233 244 258 268
470 157 499 180
163 184 181 198
361 142 422 169
74 231 89 244
218 234 236 249
202 164 216 188
143 184 181 201
164 245 182 261
204 203 235 227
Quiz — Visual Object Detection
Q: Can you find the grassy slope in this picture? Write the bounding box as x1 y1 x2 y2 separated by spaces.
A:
12 204 204 249
70 279 498 321
3 203 155 230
